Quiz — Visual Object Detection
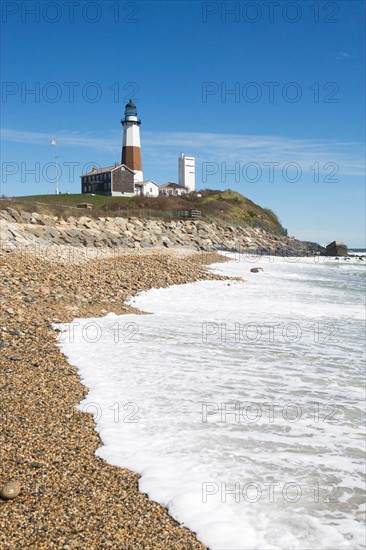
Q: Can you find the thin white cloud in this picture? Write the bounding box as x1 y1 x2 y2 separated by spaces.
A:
1 127 364 176
146 132 365 177
336 51 351 60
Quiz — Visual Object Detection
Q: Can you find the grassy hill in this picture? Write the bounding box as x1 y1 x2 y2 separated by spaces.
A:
0 189 286 235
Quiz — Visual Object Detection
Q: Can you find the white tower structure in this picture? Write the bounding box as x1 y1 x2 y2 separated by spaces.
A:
121 100 143 183
178 153 195 192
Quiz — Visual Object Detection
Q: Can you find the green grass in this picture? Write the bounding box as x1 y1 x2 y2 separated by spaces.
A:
197 190 283 230
9 193 133 208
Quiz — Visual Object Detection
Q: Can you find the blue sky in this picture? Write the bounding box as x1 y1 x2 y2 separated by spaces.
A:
1 0 365 246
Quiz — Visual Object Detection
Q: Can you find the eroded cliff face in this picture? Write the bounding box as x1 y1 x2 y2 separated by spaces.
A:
0 207 323 256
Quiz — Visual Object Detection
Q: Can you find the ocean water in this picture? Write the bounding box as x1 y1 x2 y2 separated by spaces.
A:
58 253 366 550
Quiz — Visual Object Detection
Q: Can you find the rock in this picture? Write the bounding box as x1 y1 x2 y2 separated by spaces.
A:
5 207 22 223
44 227 60 239
64 229 82 239
130 217 144 228
0 210 15 222
140 240 153 248
19 211 33 223
0 229 14 240
250 267 264 273
10 355 22 361
113 217 127 230
0 481 21 500
30 462 44 469
38 216 55 226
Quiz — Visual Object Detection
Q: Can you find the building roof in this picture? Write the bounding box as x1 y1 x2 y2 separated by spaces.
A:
160 182 187 189
135 180 160 187
82 166 115 176
82 164 134 177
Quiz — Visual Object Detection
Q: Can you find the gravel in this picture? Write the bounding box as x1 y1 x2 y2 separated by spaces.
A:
0 246 230 549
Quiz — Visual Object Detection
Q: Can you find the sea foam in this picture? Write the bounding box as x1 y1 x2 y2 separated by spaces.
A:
58 253 365 549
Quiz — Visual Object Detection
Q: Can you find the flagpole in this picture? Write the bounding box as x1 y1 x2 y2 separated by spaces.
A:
55 154 59 195
51 137 59 194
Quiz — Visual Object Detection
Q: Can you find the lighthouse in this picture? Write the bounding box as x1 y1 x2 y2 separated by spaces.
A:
121 100 143 183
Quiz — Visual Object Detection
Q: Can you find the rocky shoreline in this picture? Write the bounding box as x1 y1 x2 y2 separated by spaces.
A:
0 246 235 549
0 206 323 548
1 207 323 256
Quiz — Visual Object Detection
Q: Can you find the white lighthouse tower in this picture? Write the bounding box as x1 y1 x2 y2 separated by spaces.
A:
121 100 143 183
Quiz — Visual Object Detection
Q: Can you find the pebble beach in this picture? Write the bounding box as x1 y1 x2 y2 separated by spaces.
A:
0 246 229 549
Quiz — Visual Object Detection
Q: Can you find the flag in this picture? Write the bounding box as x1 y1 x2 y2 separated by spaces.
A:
51 138 57 146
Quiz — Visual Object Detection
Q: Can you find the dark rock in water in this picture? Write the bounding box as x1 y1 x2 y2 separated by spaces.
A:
325 241 348 256
250 267 264 273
